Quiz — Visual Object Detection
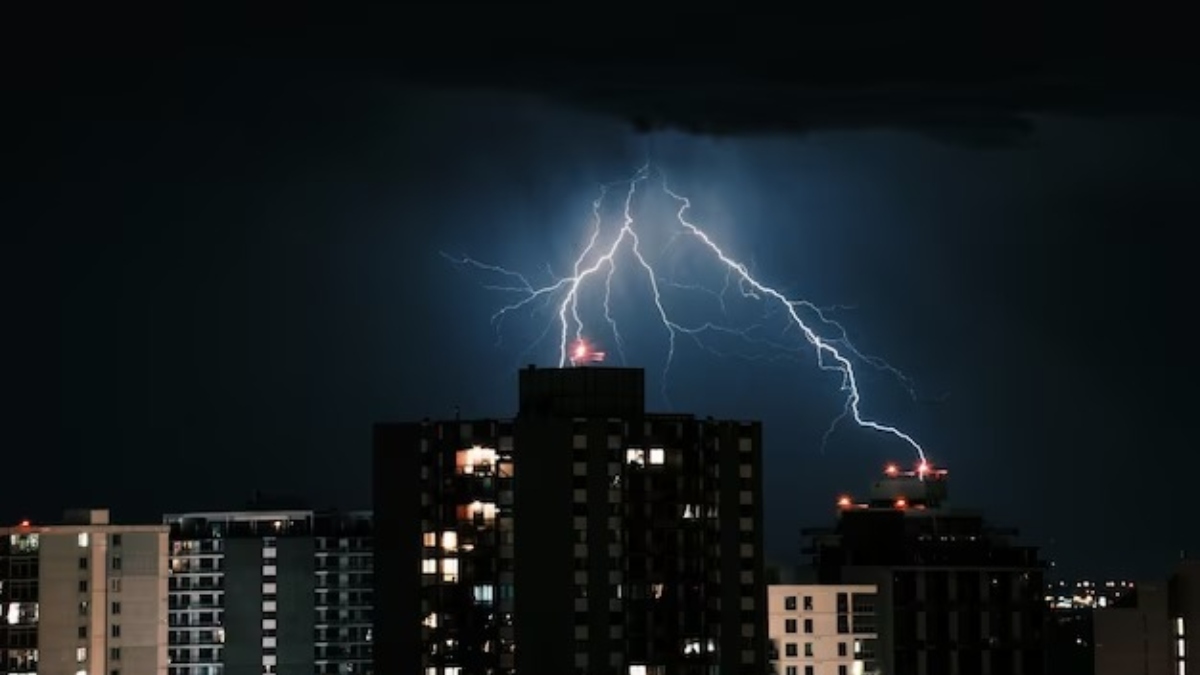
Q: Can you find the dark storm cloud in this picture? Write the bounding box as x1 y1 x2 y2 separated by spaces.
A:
17 6 1199 147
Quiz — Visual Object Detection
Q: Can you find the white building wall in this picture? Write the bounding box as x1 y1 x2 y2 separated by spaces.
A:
768 584 879 675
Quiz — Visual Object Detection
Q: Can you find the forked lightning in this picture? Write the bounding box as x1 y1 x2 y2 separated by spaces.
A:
443 164 928 462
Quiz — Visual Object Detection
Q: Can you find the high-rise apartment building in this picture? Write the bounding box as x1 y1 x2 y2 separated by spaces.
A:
767 584 880 675
163 509 372 675
803 463 1047 675
374 364 767 675
0 509 170 675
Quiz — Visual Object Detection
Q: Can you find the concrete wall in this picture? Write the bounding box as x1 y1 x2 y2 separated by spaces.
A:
34 527 168 675
1094 582 1172 675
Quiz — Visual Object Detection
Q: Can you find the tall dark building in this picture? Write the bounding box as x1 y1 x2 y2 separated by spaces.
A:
374 364 767 675
803 463 1048 675
164 509 373 675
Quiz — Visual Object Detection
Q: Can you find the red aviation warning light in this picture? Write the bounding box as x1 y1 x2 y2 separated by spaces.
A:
569 338 606 367
837 495 853 509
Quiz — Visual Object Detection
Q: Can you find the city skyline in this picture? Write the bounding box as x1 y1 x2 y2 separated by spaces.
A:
0 354 1178 583
0 362 1115 585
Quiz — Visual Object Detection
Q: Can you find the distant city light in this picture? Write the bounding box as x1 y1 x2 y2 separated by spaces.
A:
1045 579 1136 610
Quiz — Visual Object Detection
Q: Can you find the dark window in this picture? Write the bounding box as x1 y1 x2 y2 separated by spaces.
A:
803 595 813 611
111 624 121 638
784 596 797 611
78 626 87 638
79 557 88 569
838 642 847 657
110 647 121 660
785 619 797 634
804 618 813 634
111 602 121 615
79 580 88 592
111 534 122 547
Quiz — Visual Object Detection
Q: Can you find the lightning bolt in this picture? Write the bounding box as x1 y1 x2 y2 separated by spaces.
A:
444 164 928 462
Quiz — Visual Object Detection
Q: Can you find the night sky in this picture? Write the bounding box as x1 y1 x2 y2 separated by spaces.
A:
10 9 1199 582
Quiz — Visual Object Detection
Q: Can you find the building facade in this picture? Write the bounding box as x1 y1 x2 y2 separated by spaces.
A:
163 509 371 675
0 509 170 675
1092 581 1172 675
1093 559 1200 675
767 584 880 675
804 463 1047 675
374 365 767 675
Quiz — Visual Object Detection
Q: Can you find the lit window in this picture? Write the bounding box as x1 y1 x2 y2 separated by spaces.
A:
445 668 461 675
441 531 458 552
76 647 87 662
422 613 437 628
1179 638 1186 658
629 666 647 675
422 532 436 547
441 558 459 582
682 638 702 655
455 446 497 475
649 448 665 465
473 585 495 604
77 533 89 548
422 559 437 575
625 448 645 466
457 501 497 523
1179 617 1186 637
